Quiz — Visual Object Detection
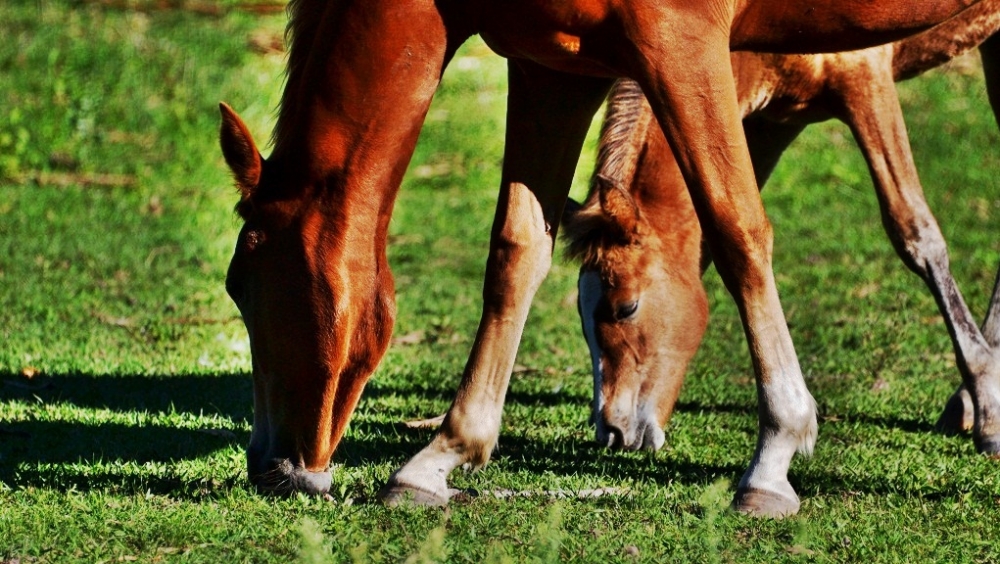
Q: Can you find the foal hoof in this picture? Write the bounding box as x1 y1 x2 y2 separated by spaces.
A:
732 487 800 518
976 436 1000 457
934 386 973 435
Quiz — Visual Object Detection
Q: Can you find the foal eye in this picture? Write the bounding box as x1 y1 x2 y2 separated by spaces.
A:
613 300 639 320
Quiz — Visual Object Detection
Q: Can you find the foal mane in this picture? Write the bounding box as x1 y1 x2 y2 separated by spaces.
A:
563 79 653 268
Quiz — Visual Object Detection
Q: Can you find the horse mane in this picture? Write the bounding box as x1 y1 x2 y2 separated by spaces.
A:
563 79 653 268
270 0 340 156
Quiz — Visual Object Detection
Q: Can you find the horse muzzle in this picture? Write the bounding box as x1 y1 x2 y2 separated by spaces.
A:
596 408 665 451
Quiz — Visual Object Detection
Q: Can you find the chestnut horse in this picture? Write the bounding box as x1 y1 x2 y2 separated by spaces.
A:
564 0 1000 478
218 0 986 516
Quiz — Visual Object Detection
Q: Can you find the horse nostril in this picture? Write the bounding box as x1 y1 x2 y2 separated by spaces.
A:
613 300 639 320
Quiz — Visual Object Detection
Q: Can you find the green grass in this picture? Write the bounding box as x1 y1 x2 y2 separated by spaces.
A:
2 2 1000 562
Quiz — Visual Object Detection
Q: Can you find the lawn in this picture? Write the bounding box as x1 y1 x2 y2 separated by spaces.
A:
1 2 999 562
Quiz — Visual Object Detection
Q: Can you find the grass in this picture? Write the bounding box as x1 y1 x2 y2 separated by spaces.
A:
2 2 1000 562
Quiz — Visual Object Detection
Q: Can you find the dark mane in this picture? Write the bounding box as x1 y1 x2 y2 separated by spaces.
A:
563 79 652 267
270 0 341 155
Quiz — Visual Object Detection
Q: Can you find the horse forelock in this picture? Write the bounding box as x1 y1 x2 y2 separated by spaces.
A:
563 78 651 269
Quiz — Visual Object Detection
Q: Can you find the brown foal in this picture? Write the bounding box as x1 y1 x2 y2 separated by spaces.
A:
564 0 1000 497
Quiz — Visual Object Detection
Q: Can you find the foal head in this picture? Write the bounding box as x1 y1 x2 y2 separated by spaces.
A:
218 104 396 495
564 175 707 451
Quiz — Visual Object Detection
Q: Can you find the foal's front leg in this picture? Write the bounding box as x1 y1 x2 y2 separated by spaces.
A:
832 48 1000 454
379 61 612 505
940 33 1000 451
623 17 817 517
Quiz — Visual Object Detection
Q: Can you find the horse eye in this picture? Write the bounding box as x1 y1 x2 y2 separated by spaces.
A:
613 300 639 320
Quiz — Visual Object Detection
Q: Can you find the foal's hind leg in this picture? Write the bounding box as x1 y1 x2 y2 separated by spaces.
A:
379 61 612 505
832 49 1000 454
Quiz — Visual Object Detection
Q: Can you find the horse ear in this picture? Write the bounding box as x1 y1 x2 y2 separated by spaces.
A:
595 175 639 235
219 102 262 198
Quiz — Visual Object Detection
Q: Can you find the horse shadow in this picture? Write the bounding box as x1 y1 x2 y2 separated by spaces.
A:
367 388 985 502
1 370 979 501
0 370 430 494
0 371 254 420
0 371 252 493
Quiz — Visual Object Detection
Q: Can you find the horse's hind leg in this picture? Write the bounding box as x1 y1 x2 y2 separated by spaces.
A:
833 49 1000 454
379 61 612 505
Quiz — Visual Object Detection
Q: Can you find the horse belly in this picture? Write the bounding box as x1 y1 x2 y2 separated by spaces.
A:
476 0 622 76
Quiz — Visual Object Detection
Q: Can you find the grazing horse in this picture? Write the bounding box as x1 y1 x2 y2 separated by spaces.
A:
218 0 987 516
564 0 1000 477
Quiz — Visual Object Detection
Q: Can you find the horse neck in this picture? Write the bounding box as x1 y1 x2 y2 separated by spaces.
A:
269 0 452 236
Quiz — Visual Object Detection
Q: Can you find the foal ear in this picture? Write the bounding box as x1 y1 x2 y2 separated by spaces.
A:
219 102 262 198
595 175 639 235
561 197 583 225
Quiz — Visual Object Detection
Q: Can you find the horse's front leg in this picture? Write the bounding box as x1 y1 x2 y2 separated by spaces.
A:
379 61 612 505
622 14 816 518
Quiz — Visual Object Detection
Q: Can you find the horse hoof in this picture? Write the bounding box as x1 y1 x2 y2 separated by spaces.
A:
732 487 800 518
378 481 454 507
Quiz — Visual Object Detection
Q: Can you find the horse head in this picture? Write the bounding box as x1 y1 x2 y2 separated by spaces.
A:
219 103 396 495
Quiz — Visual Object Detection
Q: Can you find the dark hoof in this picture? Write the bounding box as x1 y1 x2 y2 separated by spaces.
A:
290 468 333 496
378 482 455 507
732 487 800 518
935 386 973 435
976 437 1000 457
250 459 332 496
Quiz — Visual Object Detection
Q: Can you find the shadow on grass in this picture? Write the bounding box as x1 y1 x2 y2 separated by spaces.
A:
0 420 248 494
0 370 254 494
832 412 938 435
496 433 747 488
0 417 410 497
2 371 983 501
363 379 590 408
363 408 991 502
0 371 253 420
